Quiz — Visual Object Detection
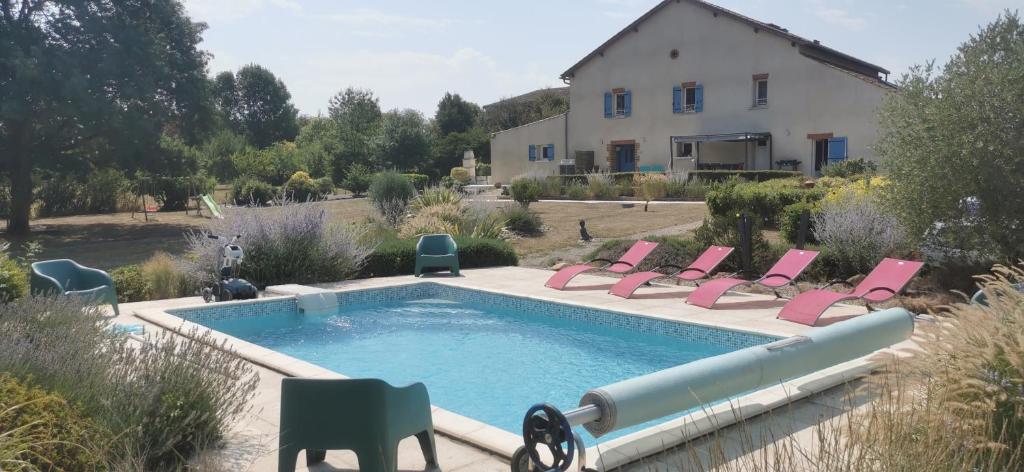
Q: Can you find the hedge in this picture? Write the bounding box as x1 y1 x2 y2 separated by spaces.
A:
687 170 803 183
358 237 518 277
401 173 430 190
705 179 825 228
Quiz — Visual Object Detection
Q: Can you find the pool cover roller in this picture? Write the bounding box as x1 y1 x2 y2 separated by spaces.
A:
518 308 915 472
579 307 914 437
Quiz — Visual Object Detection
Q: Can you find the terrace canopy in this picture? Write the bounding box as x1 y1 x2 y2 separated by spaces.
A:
669 132 773 171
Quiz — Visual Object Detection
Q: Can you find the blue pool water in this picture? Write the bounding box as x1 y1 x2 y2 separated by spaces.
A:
178 284 775 443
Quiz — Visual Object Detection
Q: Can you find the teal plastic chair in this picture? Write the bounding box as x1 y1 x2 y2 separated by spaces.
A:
415 234 459 277
278 378 439 472
971 282 1024 306
30 259 119 316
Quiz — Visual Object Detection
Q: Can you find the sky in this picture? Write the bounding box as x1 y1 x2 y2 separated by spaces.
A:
182 0 1022 117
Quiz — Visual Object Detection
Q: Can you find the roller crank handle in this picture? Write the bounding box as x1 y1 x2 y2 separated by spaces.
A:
520 404 575 472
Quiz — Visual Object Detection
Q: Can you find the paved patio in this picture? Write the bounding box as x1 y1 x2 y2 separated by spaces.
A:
114 267 908 471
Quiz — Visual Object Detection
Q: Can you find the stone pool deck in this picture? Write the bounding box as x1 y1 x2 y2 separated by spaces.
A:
114 267 912 471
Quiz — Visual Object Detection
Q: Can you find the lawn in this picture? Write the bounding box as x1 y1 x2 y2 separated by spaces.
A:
1 198 706 270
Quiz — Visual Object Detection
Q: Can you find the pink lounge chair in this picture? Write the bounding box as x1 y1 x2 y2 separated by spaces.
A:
777 258 924 326
686 249 820 308
545 240 659 290
608 246 734 299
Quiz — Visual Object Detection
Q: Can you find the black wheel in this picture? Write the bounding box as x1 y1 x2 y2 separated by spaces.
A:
221 288 233 302
510 446 533 472
522 403 574 472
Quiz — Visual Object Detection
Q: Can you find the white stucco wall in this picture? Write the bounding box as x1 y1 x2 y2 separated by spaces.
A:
490 113 568 184
564 0 892 175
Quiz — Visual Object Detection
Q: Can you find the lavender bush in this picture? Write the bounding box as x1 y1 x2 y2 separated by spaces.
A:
0 296 259 469
813 194 909 276
184 202 373 288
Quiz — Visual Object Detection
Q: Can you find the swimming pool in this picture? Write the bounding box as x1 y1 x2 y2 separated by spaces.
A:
170 283 777 443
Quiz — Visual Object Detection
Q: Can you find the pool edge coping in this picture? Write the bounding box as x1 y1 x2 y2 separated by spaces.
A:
135 279 899 470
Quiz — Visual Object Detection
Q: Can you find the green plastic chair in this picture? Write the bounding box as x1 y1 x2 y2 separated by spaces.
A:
30 259 119 316
415 234 459 277
278 378 439 472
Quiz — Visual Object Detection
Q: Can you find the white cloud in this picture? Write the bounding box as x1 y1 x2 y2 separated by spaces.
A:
322 9 459 34
814 6 867 31
283 47 560 116
184 0 301 22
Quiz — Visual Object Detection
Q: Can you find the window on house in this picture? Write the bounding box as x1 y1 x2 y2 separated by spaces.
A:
542 144 555 160
683 86 697 112
674 141 695 158
614 92 627 116
754 79 768 107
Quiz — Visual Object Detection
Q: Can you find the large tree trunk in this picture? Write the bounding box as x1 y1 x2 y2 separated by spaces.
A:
6 152 32 236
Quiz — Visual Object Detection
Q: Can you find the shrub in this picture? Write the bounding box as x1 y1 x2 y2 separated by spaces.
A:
586 172 617 200
232 142 306 186
822 157 878 178
184 202 373 288
565 183 588 200
283 171 332 202
400 202 507 240
369 172 417 227
476 162 491 176
501 205 543 235
616 180 635 197
0 296 259 469
412 186 463 212
687 170 803 183
682 177 710 200
141 252 194 300
110 264 149 303
358 237 518 277
402 173 430 190
780 200 819 245
540 177 563 198
230 176 278 206
0 374 109 471
450 167 472 185
341 163 373 197
510 177 542 208
35 175 83 217
665 173 688 198
0 247 27 303
706 178 825 228
635 173 668 210
0 181 10 220
586 236 706 273
813 195 909 277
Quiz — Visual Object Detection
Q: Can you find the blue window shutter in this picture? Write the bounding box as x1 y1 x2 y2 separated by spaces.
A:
672 86 682 114
827 137 848 160
546 144 555 160
624 90 632 117
695 85 704 113
528 144 536 161
603 92 613 118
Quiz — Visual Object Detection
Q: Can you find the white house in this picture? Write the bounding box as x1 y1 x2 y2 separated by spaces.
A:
490 0 895 184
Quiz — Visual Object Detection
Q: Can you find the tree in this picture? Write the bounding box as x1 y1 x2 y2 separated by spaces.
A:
0 0 210 235
434 92 480 135
215 65 299 148
431 127 490 179
878 11 1024 261
378 109 432 172
481 89 569 132
328 87 382 136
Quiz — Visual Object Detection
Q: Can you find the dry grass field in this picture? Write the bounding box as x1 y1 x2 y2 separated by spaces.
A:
1 197 706 270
